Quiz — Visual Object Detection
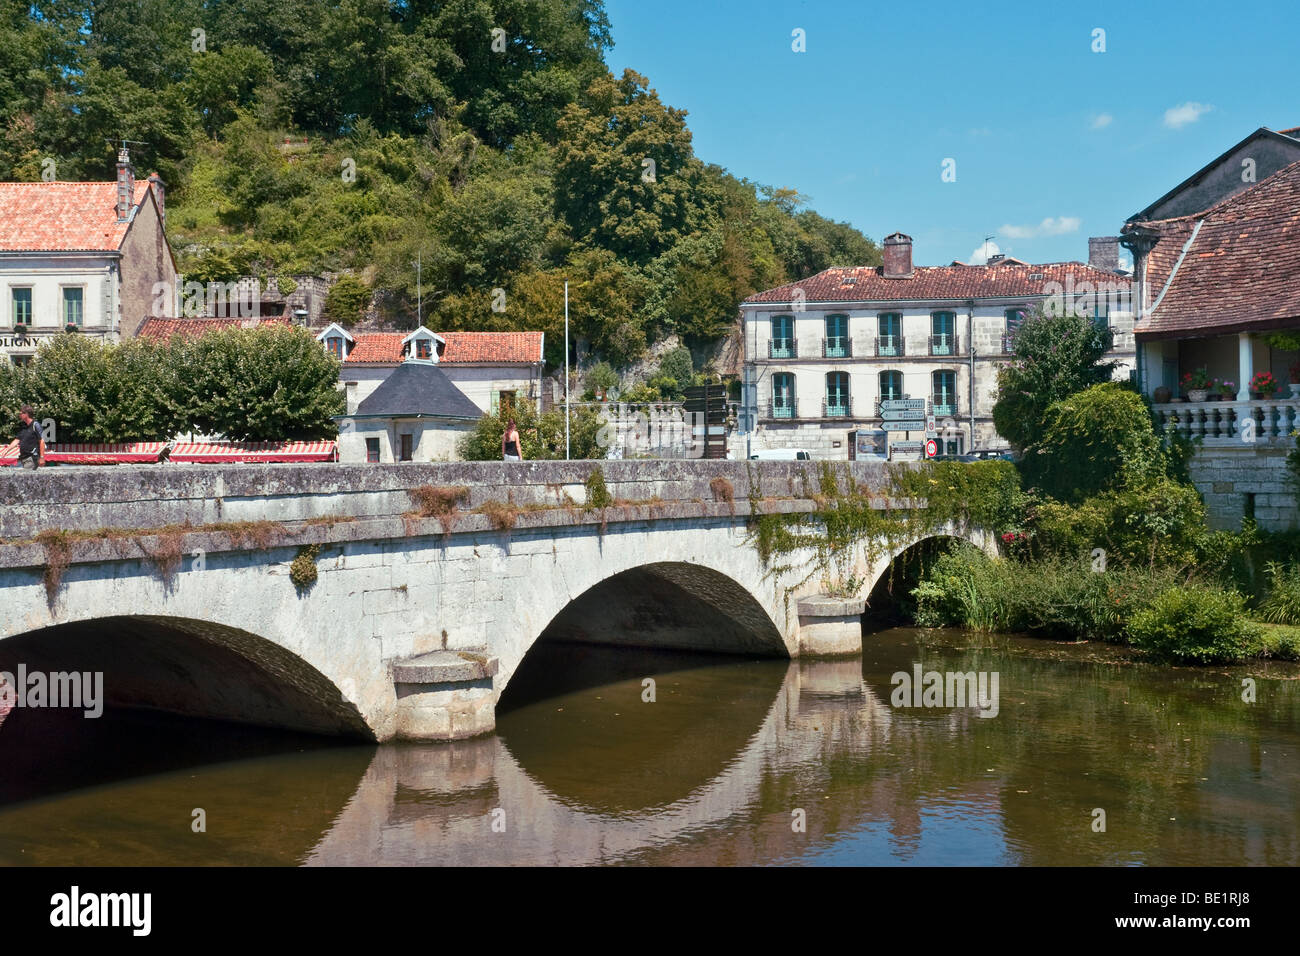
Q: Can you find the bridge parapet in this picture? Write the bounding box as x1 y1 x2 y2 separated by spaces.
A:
0 459 907 540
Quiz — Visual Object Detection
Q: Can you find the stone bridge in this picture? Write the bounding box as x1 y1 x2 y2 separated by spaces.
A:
0 461 994 741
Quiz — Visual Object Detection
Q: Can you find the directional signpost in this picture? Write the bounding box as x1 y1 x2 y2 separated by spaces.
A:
881 398 928 460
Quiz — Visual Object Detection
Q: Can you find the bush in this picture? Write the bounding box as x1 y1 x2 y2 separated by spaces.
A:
912 542 1187 642
584 465 613 509
1026 383 1161 502
657 346 693 390
1257 561 1300 625
322 273 371 327
1128 586 1258 664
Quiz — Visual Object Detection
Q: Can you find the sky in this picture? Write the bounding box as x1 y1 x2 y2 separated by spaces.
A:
602 0 1299 270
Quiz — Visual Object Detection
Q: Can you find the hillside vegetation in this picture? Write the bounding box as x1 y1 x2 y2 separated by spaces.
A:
2 0 879 368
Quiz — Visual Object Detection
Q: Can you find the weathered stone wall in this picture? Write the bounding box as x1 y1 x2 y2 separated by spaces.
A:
0 459 901 539
1189 446 1297 532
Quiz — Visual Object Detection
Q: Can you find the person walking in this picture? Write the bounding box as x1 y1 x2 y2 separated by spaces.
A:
502 419 523 461
13 405 46 470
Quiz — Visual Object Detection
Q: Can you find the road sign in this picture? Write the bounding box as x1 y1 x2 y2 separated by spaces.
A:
883 420 926 432
925 438 939 458
880 398 926 412
890 440 923 458
925 415 936 432
881 408 924 422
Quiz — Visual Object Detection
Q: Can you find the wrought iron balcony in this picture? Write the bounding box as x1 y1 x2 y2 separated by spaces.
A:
931 398 958 417
929 334 962 356
768 338 797 359
769 400 796 419
822 336 851 358
822 398 851 418
1000 332 1017 354
875 336 903 357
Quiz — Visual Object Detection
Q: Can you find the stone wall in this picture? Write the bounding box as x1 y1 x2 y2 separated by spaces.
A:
0 459 902 540
1188 446 1297 531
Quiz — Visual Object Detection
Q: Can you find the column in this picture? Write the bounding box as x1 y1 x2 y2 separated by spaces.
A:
1237 332 1253 402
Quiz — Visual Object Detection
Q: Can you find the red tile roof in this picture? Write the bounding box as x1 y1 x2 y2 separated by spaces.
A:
743 261 1126 305
343 332 405 364
136 316 292 340
340 330 544 365
441 331 543 364
0 181 153 252
1133 159 1300 340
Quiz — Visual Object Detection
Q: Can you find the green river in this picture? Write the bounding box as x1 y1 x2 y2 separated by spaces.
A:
0 628 1296 865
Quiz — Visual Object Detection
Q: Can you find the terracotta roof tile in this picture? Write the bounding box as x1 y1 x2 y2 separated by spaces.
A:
440 331 543 363
1133 159 1300 339
0 181 153 252
136 316 292 340
743 261 1126 306
341 330 543 365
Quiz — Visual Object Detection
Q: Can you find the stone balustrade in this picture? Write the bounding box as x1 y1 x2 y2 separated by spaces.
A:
1152 397 1300 446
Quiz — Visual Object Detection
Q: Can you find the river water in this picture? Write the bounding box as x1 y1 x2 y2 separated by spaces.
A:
0 628 1296 866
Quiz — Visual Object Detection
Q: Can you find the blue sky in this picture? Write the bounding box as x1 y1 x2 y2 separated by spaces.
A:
603 0 1299 269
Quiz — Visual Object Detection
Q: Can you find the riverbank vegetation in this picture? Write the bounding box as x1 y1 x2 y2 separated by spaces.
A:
908 310 1300 664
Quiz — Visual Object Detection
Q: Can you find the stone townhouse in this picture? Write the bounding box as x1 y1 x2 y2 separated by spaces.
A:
1122 125 1300 531
0 148 176 365
738 232 1135 459
314 325 545 417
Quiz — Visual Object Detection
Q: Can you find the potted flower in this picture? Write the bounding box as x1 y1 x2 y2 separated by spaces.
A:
1181 367 1213 401
1250 371 1279 399
1217 380 1236 400
1152 384 1173 404
1289 362 1300 398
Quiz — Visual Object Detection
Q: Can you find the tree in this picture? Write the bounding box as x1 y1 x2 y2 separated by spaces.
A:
584 361 618 398
1027 383 1162 503
323 273 371 327
179 326 344 440
554 70 717 264
458 401 603 460
992 309 1116 452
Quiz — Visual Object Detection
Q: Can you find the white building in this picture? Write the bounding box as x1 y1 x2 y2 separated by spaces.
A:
334 359 482 463
316 326 545 417
0 149 176 365
739 232 1136 459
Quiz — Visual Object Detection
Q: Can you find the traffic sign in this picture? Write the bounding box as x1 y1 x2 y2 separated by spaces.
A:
883 420 926 432
925 415 936 432
925 438 939 458
890 440 923 458
880 398 926 411
881 408 924 422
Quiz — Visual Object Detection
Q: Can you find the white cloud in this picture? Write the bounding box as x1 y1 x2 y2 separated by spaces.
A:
1163 102 1213 129
1091 113 1113 129
968 240 1000 265
999 216 1082 239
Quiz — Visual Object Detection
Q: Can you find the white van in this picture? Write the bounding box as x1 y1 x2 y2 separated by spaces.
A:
749 448 813 461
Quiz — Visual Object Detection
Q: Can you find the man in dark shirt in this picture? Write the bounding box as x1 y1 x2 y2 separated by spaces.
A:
14 405 46 469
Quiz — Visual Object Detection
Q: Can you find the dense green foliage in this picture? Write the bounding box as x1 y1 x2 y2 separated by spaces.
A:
992 309 1116 453
4 1 878 368
1128 586 1260 664
456 399 603 461
0 328 343 441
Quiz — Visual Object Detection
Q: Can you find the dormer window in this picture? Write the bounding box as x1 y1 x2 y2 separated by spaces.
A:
326 336 345 359
416 339 431 359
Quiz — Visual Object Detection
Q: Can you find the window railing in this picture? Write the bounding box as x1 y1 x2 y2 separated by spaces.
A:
769 400 796 419
822 336 851 358
769 338 797 359
929 334 961 356
823 398 851 418
932 397 958 417
875 336 902 357
1000 332 1017 354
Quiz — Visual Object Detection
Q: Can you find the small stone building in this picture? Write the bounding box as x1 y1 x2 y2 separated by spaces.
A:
335 359 482 463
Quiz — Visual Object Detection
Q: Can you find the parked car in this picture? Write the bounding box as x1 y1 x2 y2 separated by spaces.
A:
750 448 814 461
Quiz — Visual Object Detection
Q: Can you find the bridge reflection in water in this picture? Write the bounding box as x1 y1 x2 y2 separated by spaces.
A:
0 628 1297 866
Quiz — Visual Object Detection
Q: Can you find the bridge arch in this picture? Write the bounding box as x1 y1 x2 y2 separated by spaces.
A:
0 615 372 739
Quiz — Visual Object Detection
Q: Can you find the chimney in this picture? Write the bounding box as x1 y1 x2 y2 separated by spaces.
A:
882 232 914 278
987 253 1005 266
147 172 166 228
116 148 134 221
1088 236 1120 272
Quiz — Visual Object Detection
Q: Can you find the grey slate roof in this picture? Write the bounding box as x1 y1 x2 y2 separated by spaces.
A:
351 360 482 420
